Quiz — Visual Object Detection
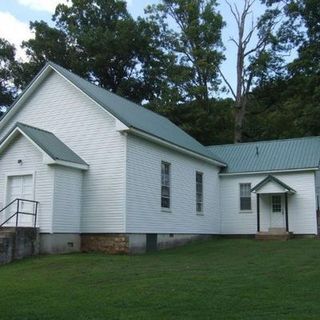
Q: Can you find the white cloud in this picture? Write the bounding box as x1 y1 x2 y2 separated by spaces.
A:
0 11 34 60
17 0 68 13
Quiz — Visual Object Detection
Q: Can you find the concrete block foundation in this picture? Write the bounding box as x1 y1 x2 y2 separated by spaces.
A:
40 233 80 254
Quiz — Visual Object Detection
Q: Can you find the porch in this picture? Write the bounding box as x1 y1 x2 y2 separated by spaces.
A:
251 175 296 240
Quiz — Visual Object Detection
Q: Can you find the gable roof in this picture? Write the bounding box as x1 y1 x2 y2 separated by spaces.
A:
251 175 296 194
0 61 224 166
0 122 88 169
207 136 320 174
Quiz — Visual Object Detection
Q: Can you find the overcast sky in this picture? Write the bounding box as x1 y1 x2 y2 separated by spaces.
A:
0 0 268 95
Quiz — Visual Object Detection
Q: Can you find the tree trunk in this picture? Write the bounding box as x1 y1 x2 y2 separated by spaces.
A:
234 99 246 143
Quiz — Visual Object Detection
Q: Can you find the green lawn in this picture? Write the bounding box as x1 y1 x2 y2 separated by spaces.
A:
1 239 320 320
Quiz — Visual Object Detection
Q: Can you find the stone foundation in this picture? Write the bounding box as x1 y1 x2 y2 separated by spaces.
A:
81 234 129 254
0 227 39 265
81 233 211 254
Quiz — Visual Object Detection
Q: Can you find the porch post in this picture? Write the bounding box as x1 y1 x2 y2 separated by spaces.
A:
257 193 260 232
285 193 289 232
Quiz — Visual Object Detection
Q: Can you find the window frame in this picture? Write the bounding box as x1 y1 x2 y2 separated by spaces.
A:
196 171 204 214
161 161 171 210
239 183 252 212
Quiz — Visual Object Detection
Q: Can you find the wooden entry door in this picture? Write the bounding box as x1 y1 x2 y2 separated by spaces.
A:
7 175 34 227
270 195 285 228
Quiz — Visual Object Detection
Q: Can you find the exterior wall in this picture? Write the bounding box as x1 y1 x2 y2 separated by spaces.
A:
315 170 320 210
0 134 54 232
220 171 318 235
0 71 126 233
125 134 221 234
52 166 82 233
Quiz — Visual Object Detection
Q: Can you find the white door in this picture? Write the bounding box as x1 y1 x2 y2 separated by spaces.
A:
7 175 34 227
270 195 285 228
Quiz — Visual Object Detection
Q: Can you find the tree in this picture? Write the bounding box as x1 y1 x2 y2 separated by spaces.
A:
219 0 283 143
0 38 17 112
143 0 228 144
244 0 320 140
145 0 225 105
21 0 157 103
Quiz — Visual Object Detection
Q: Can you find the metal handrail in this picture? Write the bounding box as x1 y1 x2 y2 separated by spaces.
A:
0 198 39 228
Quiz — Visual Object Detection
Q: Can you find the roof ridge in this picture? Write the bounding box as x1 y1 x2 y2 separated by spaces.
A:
207 135 320 148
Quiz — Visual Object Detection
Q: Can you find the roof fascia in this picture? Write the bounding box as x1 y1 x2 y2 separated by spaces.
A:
219 167 319 176
0 65 52 131
0 127 56 163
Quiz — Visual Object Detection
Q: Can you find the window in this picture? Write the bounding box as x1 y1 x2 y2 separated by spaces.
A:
161 162 171 209
272 195 282 212
196 172 203 213
240 183 251 211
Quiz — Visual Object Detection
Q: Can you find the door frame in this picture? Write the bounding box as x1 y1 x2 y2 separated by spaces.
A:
4 171 36 207
270 194 285 228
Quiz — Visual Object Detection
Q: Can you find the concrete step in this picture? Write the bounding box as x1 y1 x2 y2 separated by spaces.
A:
268 228 287 234
255 232 292 241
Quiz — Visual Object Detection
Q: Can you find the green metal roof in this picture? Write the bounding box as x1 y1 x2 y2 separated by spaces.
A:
207 136 320 174
251 175 296 193
6 122 88 166
45 62 225 165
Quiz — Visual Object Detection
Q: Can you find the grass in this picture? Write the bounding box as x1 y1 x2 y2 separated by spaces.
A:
1 239 320 319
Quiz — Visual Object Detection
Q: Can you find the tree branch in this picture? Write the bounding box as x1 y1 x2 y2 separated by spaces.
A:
218 66 236 99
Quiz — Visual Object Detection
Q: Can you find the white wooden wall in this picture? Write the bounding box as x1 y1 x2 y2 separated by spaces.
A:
220 171 318 234
125 134 221 234
52 166 83 233
0 71 126 233
0 134 54 232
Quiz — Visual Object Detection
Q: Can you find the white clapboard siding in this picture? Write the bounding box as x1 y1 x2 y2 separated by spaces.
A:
125 134 221 234
220 171 317 234
315 170 320 208
0 71 126 233
0 135 54 232
52 166 83 233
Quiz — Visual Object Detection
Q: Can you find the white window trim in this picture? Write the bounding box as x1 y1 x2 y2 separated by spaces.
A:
239 182 252 213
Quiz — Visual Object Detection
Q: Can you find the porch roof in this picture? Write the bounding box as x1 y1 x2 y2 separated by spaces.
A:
251 175 296 194
0 122 88 169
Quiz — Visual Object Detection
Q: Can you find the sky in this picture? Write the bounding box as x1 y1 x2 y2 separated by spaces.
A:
0 0 267 93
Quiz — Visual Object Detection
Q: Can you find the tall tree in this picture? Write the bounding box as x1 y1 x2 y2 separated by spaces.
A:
144 0 228 144
219 0 283 143
21 0 157 103
0 38 16 112
244 0 320 140
146 0 225 105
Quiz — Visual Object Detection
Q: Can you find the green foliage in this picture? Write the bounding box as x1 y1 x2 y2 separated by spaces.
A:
145 0 225 104
0 38 16 110
245 0 320 141
22 0 157 103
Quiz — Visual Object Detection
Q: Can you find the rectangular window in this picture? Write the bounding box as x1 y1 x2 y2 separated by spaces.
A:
240 183 251 211
196 172 203 213
161 162 171 209
272 195 282 212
